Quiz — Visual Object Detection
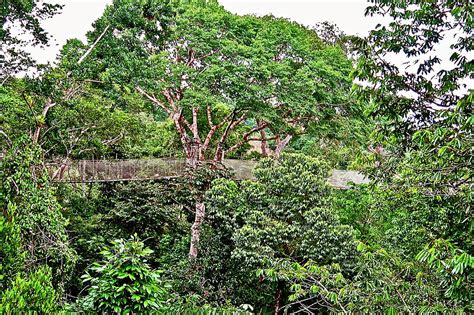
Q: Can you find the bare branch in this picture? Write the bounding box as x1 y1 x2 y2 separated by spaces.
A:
207 106 214 128
136 86 171 114
274 134 293 157
201 110 235 159
172 112 192 158
191 107 200 142
247 136 278 141
0 128 12 148
77 25 110 65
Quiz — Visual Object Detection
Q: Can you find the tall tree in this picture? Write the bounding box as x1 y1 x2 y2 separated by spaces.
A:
353 0 473 304
63 0 354 257
65 0 354 165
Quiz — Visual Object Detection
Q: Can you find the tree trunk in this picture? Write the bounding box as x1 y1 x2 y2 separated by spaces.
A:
187 140 206 259
32 99 55 145
258 120 270 157
274 134 293 158
214 143 224 163
189 197 205 258
274 281 284 314
186 141 201 168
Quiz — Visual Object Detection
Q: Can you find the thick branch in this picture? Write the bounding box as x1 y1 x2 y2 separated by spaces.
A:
161 89 193 133
257 119 270 157
201 110 234 159
191 107 200 142
32 98 56 145
172 112 192 158
213 112 246 161
222 113 245 143
226 122 269 155
161 89 177 111
207 106 214 128
136 86 171 114
274 134 293 157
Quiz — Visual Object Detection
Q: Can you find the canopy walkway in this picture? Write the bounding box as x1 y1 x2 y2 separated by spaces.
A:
44 158 369 189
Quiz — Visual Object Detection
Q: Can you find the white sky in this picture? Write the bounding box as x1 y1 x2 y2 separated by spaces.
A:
30 0 376 64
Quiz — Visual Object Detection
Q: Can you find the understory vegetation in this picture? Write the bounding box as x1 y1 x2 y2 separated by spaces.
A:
1 0 472 313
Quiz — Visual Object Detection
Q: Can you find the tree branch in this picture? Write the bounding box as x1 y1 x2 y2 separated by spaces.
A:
207 106 214 128
172 112 192 158
32 98 56 144
247 136 278 141
77 25 110 65
0 128 12 148
201 110 235 159
274 134 293 157
136 86 171 115
191 107 200 142
226 122 269 155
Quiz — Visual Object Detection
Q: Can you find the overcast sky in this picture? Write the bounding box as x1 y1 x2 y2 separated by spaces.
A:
30 0 376 64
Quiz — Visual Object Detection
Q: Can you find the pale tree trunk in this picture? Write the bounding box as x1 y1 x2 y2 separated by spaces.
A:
274 134 293 158
257 120 270 157
187 137 206 258
136 89 211 259
189 196 205 259
188 144 207 259
186 141 201 169
169 113 206 259
187 151 206 259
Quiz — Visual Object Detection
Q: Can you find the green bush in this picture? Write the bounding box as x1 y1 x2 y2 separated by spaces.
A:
0 205 25 290
0 267 59 314
417 239 474 303
79 235 171 313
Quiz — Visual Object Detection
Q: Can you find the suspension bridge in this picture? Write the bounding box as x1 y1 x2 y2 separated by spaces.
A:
43 158 369 189
46 158 368 189
44 159 255 182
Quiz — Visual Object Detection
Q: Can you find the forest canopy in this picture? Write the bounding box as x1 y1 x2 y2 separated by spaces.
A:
0 0 472 313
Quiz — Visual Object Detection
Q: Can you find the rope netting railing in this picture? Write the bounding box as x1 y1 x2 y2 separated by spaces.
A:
43 159 257 183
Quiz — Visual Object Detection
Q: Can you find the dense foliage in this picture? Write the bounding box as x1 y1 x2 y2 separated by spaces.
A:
0 137 77 290
0 266 59 314
351 0 473 309
79 235 170 313
0 0 472 313
200 154 357 311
